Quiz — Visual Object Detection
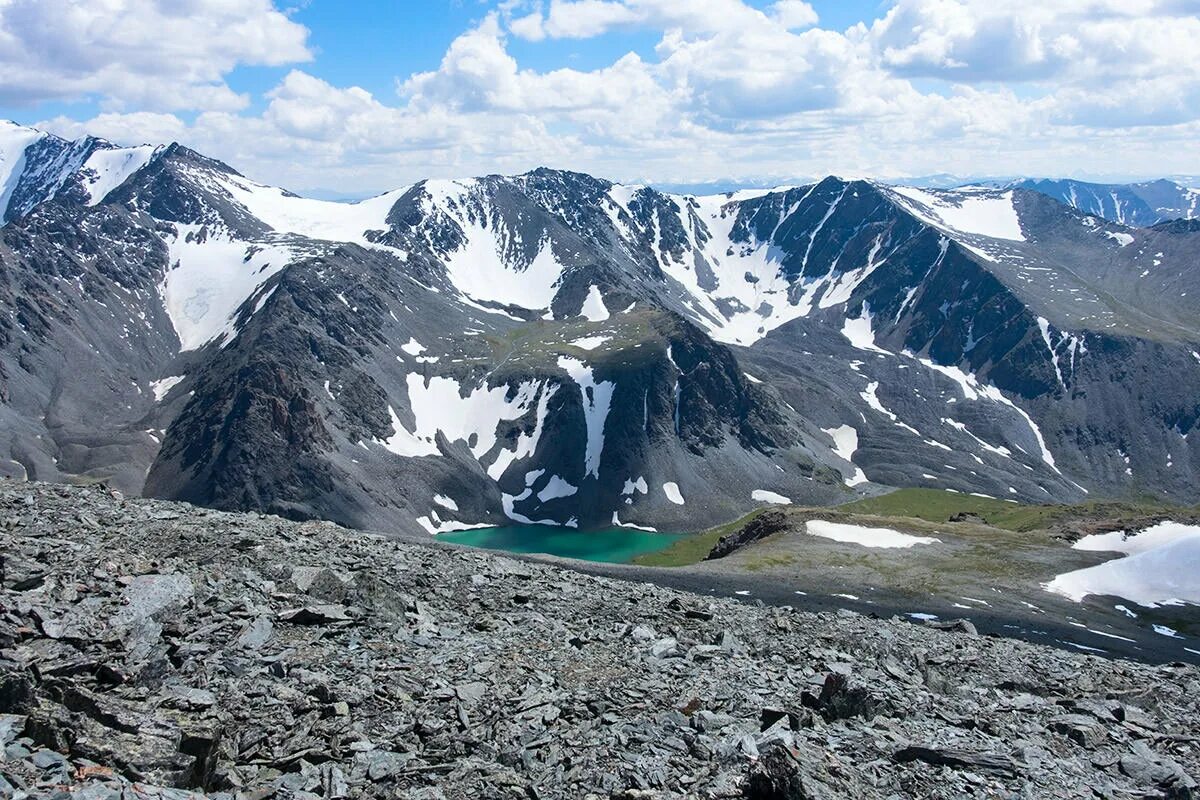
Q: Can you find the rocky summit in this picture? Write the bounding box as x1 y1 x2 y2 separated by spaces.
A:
2 480 1198 799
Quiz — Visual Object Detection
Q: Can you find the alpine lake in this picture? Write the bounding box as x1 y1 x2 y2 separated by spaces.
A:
439 525 687 564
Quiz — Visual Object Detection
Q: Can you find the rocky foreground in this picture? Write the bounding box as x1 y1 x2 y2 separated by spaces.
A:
1 481 1198 799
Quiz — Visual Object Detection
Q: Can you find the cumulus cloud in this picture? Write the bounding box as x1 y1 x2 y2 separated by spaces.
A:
0 0 312 111
17 0 1200 190
870 0 1200 83
508 0 817 40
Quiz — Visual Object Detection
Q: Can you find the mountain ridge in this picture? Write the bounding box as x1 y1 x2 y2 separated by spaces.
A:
0 121 1197 536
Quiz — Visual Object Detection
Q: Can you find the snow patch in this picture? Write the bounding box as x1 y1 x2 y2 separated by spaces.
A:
822 424 868 486
622 476 649 495
381 377 557 479
400 338 426 356
805 520 941 549
537 475 578 503
557 357 614 479
840 305 889 355
751 489 791 505
570 335 610 351
662 482 685 505
612 511 657 532
149 375 184 402
579 285 610 321
417 516 490 535
1045 522 1200 606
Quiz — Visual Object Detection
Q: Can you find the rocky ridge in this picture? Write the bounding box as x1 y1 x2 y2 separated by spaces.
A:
1 480 1198 799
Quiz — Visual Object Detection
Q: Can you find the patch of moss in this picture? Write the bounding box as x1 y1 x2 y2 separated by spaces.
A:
741 553 798 572
840 488 1194 533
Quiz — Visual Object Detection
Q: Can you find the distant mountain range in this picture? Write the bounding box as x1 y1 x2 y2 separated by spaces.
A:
1 119 1197 535
1002 178 1200 227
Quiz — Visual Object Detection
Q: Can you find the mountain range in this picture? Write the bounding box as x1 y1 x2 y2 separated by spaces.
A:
1 119 1197 535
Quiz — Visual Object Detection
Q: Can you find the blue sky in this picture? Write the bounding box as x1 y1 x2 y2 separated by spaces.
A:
5 1 884 125
2 1 1197 192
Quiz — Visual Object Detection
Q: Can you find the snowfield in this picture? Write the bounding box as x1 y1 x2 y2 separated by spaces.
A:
886 186 1026 242
422 179 566 310
1045 522 1200 606
81 145 161 206
160 224 294 351
218 173 408 245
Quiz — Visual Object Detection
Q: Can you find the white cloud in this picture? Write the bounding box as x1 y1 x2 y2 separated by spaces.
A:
870 0 1200 84
772 1 819 30
0 0 311 111
509 0 808 40
17 0 1200 191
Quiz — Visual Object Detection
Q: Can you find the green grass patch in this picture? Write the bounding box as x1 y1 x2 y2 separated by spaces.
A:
632 508 768 567
741 553 798 572
841 488 1195 532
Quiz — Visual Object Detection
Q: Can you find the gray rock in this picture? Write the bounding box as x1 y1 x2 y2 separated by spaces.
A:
0 481 1197 800
110 573 193 626
234 615 274 650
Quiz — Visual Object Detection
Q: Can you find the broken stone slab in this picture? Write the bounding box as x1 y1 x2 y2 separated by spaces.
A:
234 615 274 650
745 740 835 800
925 619 979 636
1119 741 1198 797
802 673 877 722
110 573 194 627
290 566 351 603
160 686 218 711
278 604 352 625
650 638 681 659
1048 714 1108 748
0 713 26 748
893 745 1018 775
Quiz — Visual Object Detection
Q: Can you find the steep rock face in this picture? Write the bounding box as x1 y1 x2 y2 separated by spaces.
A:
0 121 1198 535
0 200 181 491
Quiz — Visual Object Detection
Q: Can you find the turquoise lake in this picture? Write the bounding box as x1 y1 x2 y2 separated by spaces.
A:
439 525 686 563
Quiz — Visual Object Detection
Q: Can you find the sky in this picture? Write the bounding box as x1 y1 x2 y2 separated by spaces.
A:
1 0 1198 194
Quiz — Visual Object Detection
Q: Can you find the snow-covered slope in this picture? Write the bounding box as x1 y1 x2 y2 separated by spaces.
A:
0 120 164 222
0 121 45 221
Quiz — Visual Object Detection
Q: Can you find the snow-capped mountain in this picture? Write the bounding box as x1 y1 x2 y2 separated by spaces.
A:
1005 178 1200 227
0 121 1197 535
0 120 163 224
